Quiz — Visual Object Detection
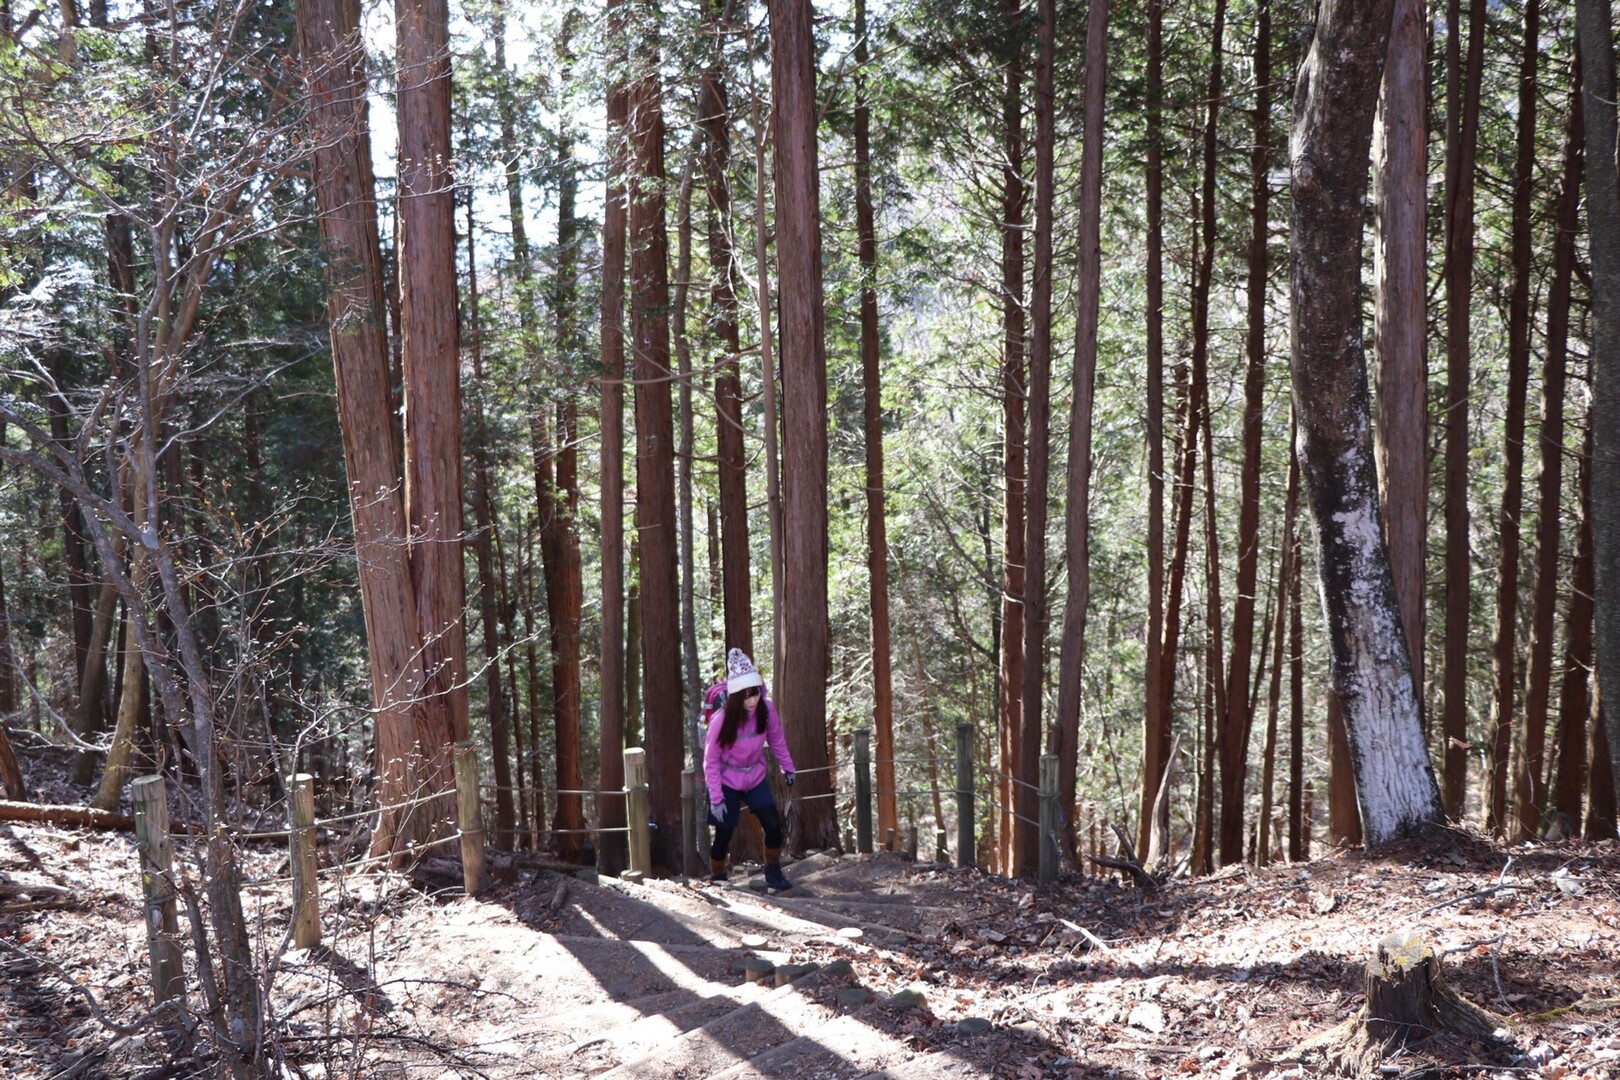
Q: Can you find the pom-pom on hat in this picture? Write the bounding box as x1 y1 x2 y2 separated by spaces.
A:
726 648 764 695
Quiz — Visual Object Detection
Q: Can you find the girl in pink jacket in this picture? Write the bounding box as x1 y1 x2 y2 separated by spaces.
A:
704 648 795 890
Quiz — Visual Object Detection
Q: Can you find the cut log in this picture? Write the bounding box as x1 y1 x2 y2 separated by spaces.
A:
1291 932 1506 1076
0 800 134 830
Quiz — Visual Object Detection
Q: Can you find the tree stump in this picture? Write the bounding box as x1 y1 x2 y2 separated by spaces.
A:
1292 933 1506 1076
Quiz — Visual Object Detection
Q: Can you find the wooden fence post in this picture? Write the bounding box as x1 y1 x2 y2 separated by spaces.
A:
935 829 948 863
1038 753 1058 884
955 723 975 868
624 748 651 881
288 774 320 948
905 823 918 860
853 728 873 854
453 741 487 896
131 775 184 1005
681 768 702 878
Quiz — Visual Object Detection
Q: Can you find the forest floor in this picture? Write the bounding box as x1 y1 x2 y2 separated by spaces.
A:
2 750 1618 1079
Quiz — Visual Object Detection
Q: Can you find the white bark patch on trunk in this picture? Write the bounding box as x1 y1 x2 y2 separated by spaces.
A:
1324 448 1438 844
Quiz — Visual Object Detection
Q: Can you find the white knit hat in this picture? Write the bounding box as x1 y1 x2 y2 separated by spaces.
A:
725 648 763 694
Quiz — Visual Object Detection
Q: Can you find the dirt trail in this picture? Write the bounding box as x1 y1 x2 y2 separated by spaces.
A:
2 804 1618 1078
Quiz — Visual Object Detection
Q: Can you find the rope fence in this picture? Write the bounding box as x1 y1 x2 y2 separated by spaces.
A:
121 722 1069 1017
974 761 1042 794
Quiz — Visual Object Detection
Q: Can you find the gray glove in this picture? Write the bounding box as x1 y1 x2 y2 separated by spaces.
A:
710 800 727 823
784 772 795 787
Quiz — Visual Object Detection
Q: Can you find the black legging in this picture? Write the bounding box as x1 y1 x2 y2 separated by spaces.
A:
711 802 783 860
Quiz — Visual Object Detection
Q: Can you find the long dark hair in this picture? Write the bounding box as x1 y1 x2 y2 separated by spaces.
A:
718 687 767 749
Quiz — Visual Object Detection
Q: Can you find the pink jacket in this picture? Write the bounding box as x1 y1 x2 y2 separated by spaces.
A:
704 697 795 804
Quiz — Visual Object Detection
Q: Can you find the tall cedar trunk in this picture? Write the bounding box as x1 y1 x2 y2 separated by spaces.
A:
1441 0 1484 821
1573 0 1620 811
741 7 783 682
0 476 14 719
49 394 100 747
523 526 548 842
550 81 587 859
74 581 118 784
1257 432 1300 864
1591 708 1617 839
674 146 703 806
1056 0 1107 864
598 0 630 875
1017 0 1054 877
1290 0 1442 845
0 423 20 796
1138 0 1167 860
464 196 515 849
1326 689 1363 843
1494 0 1540 839
1373 0 1427 729
854 0 898 849
495 516 531 843
544 401 585 858
700 0 751 657
1192 0 1224 867
1152 373 1198 864
997 0 1027 873
770 0 836 849
626 542 642 746
1197 397 1227 875
294 0 431 855
493 0 549 844
397 0 467 843
1223 0 1267 868
1561 425 1598 831
1185 0 1228 862
1288 523 1305 860
1536 62 1582 831
627 1 683 869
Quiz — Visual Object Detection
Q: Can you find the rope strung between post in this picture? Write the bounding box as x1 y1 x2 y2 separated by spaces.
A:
307 789 447 829
982 797 1042 829
488 785 627 798
239 830 467 887
974 762 1042 793
874 789 941 799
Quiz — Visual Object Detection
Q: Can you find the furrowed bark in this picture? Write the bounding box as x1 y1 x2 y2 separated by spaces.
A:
1018 0 1055 877
699 0 752 657
1537 58 1582 831
998 0 1027 874
770 0 836 849
1289 0 1442 845
1573 0 1620 809
854 0 897 851
1495 0 1540 839
1441 0 1485 822
1372 0 1427 729
598 0 630 875
1056 0 1107 864
1137 0 1167 862
294 0 431 855
397 0 468 843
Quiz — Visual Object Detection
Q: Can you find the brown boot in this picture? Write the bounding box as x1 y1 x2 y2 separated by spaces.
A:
709 858 728 883
763 847 790 891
